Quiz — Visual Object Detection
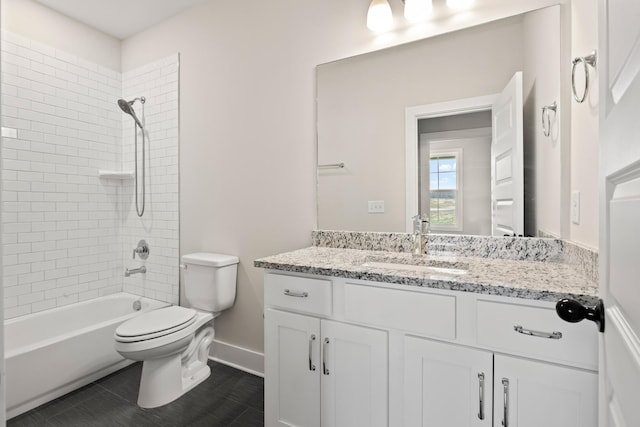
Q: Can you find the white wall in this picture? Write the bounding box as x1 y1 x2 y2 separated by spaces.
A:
570 0 599 249
522 6 562 237
1 0 120 71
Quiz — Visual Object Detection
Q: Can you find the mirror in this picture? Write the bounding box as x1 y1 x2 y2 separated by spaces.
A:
317 6 562 237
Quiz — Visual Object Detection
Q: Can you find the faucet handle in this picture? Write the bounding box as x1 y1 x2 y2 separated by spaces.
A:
412 214 430 232
133 240 149 260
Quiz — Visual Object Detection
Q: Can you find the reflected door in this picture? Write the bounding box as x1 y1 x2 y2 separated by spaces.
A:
491 71 524 236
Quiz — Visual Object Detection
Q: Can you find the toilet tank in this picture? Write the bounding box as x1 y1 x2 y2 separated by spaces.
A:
182 253 239 313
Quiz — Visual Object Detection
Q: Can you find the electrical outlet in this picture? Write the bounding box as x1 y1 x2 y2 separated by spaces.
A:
368 200 385 214
571 191 580 224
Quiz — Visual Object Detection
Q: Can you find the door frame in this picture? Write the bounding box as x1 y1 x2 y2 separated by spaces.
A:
405 94 496 232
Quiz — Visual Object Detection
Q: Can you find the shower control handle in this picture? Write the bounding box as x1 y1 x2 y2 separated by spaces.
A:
133 240 149 260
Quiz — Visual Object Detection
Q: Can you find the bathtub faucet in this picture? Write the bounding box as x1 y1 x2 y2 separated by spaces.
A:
125 266 147 277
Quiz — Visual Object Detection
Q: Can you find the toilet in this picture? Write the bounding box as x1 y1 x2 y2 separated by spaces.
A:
114 252 239 408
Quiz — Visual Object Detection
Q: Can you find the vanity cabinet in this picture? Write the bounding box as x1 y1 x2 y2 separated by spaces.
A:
264 275 387 427
493 354 597 427
263 271 598 427
404 337 494 426
404 336 597 427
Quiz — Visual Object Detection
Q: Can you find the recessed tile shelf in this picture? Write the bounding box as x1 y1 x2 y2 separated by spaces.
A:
98 170 135 180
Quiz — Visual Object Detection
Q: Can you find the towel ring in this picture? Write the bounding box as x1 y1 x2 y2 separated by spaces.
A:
541 101 557 137
572 50 597 103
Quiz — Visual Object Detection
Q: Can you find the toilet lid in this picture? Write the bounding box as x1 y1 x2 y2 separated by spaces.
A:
115 306 197 342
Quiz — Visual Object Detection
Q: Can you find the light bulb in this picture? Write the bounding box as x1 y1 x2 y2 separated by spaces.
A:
446 0 475 10
367 0 393 33
404 0 432 22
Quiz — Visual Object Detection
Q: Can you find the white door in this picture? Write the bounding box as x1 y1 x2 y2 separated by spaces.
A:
598 0 640 425
493 355 597 427
264 309 321 427
491 72 524 236
320 320 388 427
404 336 493 427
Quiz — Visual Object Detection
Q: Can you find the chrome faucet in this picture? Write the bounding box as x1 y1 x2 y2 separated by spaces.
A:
125 266 146 277
133 240 149 260
412 214 430 256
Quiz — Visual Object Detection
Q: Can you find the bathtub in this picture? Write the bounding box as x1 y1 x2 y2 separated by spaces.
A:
5 292 169 419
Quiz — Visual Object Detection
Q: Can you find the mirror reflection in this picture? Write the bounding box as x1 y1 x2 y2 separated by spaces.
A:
317 6 561 237
419 111 492 235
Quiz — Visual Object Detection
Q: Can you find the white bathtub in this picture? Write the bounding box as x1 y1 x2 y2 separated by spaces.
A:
5 292 169 419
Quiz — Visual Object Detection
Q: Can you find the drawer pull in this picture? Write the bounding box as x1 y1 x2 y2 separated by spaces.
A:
477 372 485 420
501 378 509 427
322 338 330 375
514 325 562 340
309 334 316 371
283 289 309 298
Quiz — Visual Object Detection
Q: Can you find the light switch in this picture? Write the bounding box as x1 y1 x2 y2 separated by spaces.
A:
571 191 580 224
368 200 385 213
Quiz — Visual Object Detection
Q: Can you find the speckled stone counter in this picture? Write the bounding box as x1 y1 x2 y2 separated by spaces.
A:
311 230 564 261
254 246 599 305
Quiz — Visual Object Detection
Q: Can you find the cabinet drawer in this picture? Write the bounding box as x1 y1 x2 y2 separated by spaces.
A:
344 283 456 339
265 273 332 316
476 299 598 369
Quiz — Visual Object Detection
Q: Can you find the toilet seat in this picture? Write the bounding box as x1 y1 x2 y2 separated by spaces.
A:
115 306 197 343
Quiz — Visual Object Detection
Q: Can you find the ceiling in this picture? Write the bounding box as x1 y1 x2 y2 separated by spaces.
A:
35 0 209 39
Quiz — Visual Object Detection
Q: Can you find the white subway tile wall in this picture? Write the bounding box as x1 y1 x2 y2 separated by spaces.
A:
121 54 180 304
1 31 180 318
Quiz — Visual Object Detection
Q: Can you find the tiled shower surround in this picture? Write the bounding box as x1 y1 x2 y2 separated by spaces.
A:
121 55 180 302
1 30 179 319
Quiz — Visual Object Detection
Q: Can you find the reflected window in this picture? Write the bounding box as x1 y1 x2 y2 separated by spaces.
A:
429 152 462 228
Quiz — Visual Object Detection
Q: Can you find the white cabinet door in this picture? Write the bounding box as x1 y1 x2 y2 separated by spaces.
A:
493 354 597 427
320 319 388 427
404 336 493 427
265 309 321 427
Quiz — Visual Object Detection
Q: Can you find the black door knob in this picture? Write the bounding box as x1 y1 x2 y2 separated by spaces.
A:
555 298 605 333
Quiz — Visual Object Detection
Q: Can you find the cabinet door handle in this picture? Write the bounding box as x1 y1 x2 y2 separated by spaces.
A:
501 378 509 427
309 334 316 371
514 325 562 339
283 289 309 298
477 373 485 420
322 337 330 375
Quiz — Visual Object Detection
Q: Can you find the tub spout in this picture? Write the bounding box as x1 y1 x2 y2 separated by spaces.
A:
125 266 146 277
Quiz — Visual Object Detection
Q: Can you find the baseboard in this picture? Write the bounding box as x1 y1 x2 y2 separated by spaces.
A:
210 339 264 377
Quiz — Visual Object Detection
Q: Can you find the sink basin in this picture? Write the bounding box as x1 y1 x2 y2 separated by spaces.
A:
361 256 468 275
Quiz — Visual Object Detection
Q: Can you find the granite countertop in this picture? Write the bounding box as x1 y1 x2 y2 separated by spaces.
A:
254 246 599 305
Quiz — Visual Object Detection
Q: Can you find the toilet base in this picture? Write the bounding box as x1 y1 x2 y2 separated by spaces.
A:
137 325 215 408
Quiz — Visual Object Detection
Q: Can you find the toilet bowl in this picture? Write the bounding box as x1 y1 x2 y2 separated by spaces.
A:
114 252 238 408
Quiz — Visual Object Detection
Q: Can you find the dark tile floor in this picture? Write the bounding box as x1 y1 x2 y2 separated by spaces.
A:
8 361 264 427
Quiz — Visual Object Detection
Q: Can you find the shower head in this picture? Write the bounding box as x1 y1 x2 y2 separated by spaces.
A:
117 97 145 129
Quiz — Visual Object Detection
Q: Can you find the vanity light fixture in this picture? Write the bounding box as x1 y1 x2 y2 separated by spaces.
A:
446 0 475 10
367 0 394 32
403 0 432 21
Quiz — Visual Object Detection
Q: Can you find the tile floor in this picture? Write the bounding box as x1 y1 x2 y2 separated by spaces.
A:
8 361 264 427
